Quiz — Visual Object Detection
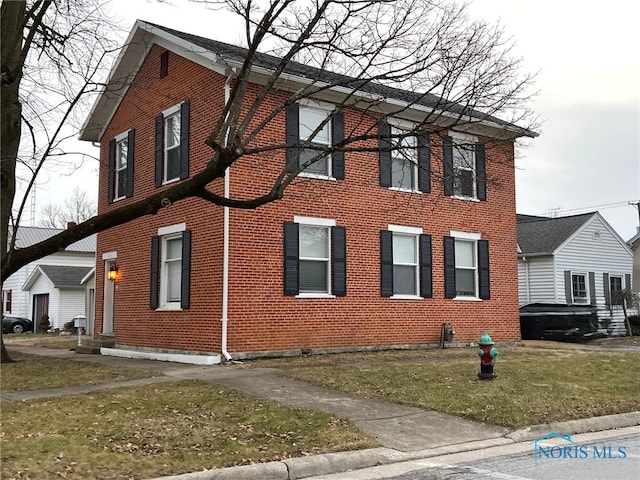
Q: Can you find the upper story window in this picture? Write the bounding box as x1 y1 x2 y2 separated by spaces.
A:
150 223 191 310
378 120 430 193
108 130 134 203
443 132 486 201
155 101 190 187
444 231 490 300
283 216 346 298
380 225 432 299
285 102 345 180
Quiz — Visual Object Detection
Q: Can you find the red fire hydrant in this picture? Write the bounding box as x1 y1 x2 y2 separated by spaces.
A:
477 333 498 380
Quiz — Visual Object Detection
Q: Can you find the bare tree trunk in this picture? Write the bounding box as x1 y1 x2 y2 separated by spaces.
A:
1 0 27 364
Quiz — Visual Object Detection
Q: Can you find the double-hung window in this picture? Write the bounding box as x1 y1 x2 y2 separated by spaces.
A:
150 223 191 310
380 226 432 298
571 273 588 304
155 102 190 186
3 289 12 313
443 132 486 200
609 275 623 295
444 232 490 300
108 130 134 203
284 217 346 297
378 120 430 192
285 102 345 179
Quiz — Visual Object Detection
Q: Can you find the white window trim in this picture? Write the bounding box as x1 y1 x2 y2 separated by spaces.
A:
102 251 117 261
295 216 336 298
448 131 479 201
158 222 186 236
571 272 590 304
298 103 333 180
390 224 423 235
387 119 420 193
113 131 130 202
450 231 481 300
161 103 184 185
389 225 422 299
160 233 183 310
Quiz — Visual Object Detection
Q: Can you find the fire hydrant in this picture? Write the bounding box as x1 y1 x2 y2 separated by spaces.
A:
477 333 498 380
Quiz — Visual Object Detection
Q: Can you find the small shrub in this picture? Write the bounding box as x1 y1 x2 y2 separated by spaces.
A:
629 315 640 336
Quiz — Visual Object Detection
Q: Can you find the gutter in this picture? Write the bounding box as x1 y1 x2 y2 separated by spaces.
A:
220 71 234 362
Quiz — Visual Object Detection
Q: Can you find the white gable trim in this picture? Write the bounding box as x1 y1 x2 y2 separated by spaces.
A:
554 212 632 257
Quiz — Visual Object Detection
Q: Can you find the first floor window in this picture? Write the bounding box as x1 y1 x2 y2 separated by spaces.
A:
380 227 432 298
151 226 191 310
572 273 588 304
454 239 476 296
3 289 12 313
284 218 346 297
609 275 623 294
444 233 490 300
392 233 418 295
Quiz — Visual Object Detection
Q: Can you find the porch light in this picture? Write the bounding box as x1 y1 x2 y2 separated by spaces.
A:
107 263 118 282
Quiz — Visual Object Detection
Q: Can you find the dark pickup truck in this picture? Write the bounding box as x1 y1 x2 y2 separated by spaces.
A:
519 303 607 342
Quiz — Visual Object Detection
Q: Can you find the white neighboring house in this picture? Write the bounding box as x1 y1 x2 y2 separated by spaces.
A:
628 229 640 294
517 212 634 336
2 226 96 332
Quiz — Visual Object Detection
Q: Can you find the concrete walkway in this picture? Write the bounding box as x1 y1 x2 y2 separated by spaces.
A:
2 345 639 480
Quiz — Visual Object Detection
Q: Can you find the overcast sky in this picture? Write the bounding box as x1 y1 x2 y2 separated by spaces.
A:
36 0 639 240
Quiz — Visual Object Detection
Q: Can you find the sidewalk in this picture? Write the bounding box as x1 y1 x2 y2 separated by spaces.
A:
3 345 639 480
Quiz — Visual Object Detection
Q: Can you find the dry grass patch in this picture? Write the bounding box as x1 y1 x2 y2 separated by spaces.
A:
0 350 155 391
276 349 640 428
3 333 80 350
1 381 375 480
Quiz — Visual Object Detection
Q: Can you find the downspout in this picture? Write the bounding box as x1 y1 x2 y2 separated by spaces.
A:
220 71 233 362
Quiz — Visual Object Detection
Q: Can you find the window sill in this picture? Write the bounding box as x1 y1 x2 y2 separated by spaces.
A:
390 294 423 300
162 178 180 186
451 195 480 202
112 196 126 203
155 305 183 311
454 296 482 301
295 293 336 299
299 173 337 181
390 187 421 194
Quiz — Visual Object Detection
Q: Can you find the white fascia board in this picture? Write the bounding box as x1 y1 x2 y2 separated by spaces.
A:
22 265 44 291
79 21 224 142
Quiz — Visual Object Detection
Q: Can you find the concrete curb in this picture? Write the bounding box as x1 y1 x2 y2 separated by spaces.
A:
507 411 640 443
149 412 640 480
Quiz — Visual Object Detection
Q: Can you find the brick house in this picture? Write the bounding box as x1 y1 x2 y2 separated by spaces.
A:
79 21 536 361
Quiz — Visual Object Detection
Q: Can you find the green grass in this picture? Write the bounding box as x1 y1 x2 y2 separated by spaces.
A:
1 381 375 480
276 348 640 428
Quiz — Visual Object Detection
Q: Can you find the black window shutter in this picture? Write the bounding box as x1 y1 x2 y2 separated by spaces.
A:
588 272 596 306
180 101 190 180
625 273 631 291
378 121 392 187
150 236 160 309
443 136 454 196
126 129 135 198
154 114 164 187
285 104 299 173
283 222 299 295
443 236 456 298
419 234 433 298
564 270 572 303
181 230 191 309
417 134 431 193
476 142 486 201
603 273 610 306
478 239 490 300
108 139 116 204
380 230 393 296
331 111 345 179
331 226 347 296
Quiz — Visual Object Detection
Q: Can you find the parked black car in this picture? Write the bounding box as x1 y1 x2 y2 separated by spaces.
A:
2 315 34 334
519 303 607 342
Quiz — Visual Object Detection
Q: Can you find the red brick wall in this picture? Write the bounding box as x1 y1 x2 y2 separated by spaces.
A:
94 45 521 356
